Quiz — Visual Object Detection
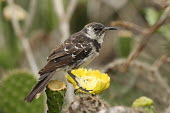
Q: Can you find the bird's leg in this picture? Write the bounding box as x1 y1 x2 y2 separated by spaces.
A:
67 71 92 93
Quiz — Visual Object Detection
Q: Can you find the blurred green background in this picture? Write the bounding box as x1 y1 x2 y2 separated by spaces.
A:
0 0 170 113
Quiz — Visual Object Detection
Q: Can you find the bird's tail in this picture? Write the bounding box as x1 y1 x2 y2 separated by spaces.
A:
24 71 55 102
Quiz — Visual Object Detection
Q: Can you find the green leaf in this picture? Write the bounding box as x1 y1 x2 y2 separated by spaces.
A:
159 24 170 40
144 8 160 26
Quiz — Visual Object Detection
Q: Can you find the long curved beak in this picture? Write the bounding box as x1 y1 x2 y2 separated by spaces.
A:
104 27 117 30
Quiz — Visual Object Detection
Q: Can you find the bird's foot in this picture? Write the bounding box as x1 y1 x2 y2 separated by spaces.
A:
74 86 92 94
67 70 92 94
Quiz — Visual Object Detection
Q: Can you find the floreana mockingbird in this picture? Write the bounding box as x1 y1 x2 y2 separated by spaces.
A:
24 22 117 102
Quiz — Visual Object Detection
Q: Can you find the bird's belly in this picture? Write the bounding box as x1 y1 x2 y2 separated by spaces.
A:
78 52 99 68
64 52 99 71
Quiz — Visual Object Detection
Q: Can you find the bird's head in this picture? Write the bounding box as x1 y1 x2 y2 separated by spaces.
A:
81 22 117 43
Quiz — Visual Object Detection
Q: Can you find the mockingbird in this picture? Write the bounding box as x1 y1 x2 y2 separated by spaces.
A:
24 22 116 102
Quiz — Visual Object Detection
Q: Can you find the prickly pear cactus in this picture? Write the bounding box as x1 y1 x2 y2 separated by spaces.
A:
132 96 154 113
45 80 66 113
0 70 44 113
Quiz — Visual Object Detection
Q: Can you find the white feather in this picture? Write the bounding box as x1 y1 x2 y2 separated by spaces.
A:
86 26 105 44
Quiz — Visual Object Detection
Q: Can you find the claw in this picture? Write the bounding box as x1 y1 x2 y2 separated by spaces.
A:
67 70 93 94
74 86 92 93
79 87 92 92
74 89 79 94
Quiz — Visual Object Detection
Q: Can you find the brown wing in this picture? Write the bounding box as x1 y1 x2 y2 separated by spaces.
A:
38 33 92 75
47 43 74 61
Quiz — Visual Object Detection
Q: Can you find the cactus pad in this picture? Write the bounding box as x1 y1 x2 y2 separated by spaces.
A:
0 70 44 113
45 80 66 113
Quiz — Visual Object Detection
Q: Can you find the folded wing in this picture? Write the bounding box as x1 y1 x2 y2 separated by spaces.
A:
39 33 92 75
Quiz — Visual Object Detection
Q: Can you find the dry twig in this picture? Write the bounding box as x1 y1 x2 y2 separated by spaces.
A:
123 6 170 71
53 0 78 103
152 55 168 71
111 6 170 72
104 59 170 94
23 0 37 34
104 58 170 112
111 21 145 34
6 0 38 77
53 0 78 42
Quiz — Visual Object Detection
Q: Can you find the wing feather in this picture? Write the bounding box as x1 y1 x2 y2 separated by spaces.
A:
47 43 75 61
39 54 72 74
39 32 93 75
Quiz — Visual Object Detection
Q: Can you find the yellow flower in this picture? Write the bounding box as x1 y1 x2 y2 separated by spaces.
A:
65 68 110 94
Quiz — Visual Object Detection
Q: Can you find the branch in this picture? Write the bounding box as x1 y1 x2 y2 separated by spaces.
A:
152 55 168 71
104 59 170 94
149 6 170 33
114 6 170 72
53 0 65 21
21 38 38 77
53 0 78 103
66 0 78 21
23 0 37 34
53 0 77 42
111 21 145 34
53 0 69 41
6 0 38 77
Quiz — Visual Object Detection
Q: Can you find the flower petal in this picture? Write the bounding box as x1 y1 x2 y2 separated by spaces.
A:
65 68 110 94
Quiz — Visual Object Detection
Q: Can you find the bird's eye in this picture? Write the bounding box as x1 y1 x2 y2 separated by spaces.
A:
94 28 102 31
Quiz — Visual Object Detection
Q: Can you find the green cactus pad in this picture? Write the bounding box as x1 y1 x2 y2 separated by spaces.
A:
132 96 154 107
132 96 154 113
0 70 44 113
45 80 66 113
